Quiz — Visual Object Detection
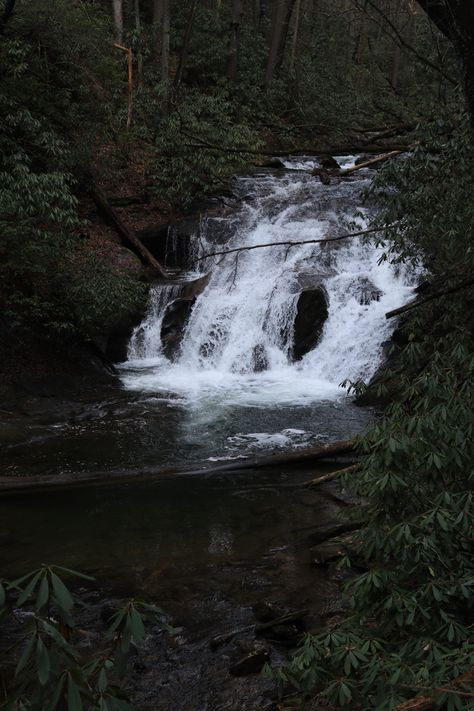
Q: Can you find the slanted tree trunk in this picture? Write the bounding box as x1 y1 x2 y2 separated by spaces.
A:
89 183 169 278
227 0 244 81
112 0 123 44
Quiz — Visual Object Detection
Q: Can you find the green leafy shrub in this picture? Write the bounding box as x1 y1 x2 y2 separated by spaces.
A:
0 565 168 711
274 115 474 709
149 88 263 209
0 1 145 345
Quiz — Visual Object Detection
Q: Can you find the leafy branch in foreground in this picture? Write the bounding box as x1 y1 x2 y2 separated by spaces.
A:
0 565 169 711
271 114 474 709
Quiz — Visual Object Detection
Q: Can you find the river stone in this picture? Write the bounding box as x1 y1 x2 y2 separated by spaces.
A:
319 155 341 171
292 286 329 361
229 641 270 676
252 600 289 623
259 623 301 646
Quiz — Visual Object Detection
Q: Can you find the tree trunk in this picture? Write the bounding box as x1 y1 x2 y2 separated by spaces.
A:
415 1 474 128
112 0 123 44
89 183 169 278
152 0 164 61
134 0 143 85
265 0 296 87
289 0 302 74
227 0 244 80
161 0 170 114
174 0 199 88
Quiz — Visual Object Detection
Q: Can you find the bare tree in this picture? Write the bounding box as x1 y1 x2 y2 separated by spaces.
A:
265 0 296 87
161 0 170 114
112 0 123 44
174 0 199 88
134 0 143 84
227 0 244 80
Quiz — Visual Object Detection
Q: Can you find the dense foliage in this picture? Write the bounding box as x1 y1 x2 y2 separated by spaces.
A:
0 565 167 710
0 0 457 346
276 115 474 709
0 0 145 348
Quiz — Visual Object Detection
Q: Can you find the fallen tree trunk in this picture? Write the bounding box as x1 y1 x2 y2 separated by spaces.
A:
182 139 412 158
0 439 356 496
339 145 417 176
89 183 169 278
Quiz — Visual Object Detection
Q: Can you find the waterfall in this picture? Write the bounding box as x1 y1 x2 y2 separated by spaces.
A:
121 157 415 407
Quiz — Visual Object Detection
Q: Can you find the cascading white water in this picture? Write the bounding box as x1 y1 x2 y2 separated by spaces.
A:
121 157 416 410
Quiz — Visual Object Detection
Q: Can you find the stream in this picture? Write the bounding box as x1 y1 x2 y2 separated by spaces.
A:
0 157 416 709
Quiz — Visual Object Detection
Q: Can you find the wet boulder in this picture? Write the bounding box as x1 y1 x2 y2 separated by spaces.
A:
251 344 269 372
161 299 195 359
292 286 329 361
160 274 210 360
319 155 341 171
261 158 286 170
229 640 270 676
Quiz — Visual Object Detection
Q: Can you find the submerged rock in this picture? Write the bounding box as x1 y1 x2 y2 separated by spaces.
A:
229 640 270 676
160 274 210 360
292 286 329 361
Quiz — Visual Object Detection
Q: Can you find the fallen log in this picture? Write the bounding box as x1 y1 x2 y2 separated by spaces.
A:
89 183 169 278
303 463 360 488
0 439 356 496
339 145 417 176
210 609 308 649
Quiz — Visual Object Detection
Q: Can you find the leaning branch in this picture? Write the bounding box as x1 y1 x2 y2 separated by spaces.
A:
192 226 388 265
386 276 474 319
89 183 169 278
303 463 360 488
392 668 474 710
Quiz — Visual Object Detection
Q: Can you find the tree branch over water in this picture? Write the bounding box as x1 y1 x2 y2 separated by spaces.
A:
386 275 474 319
191 225 392 265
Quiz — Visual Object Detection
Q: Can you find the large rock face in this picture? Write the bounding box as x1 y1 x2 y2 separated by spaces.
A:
292 286 329 361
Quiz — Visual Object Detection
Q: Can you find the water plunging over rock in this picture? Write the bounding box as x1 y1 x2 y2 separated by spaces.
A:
122 157 416 409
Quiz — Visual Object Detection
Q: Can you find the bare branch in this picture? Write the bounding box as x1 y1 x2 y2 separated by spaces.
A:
191 226 392 265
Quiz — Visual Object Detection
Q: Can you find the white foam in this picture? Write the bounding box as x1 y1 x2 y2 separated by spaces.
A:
120 159 416 413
